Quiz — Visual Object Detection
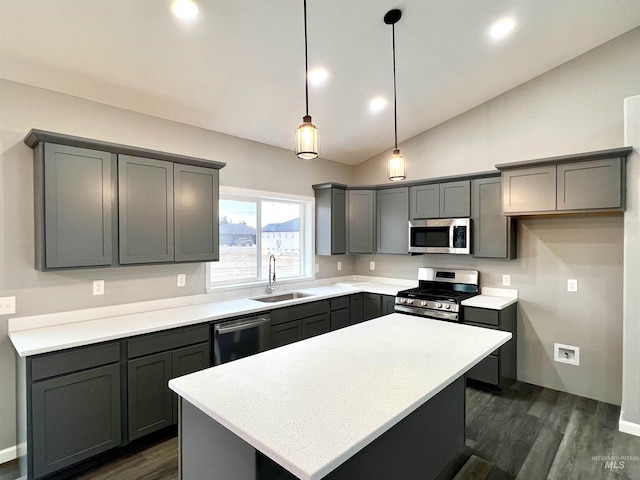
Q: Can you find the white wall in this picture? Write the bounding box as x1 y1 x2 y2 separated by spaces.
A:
353 27 640 405
0 78 354 451
621 94 640 434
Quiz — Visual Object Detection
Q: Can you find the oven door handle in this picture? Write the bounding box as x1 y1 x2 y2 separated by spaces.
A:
214 316 271 335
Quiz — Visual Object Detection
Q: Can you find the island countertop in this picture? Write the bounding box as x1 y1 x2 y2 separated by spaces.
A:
169 313 512 480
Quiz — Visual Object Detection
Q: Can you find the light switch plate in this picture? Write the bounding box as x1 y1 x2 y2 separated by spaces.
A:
0 296 16 315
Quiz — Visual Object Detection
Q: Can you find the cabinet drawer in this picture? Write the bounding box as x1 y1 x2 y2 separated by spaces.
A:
330 296 349 311
31 341 120 382
302 313 330 339
271 300 330 326
467 356 499 385
464 307 499 326
271 321 302 348
128 324 209 359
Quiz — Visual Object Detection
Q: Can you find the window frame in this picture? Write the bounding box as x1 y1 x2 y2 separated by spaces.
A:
206 186 315 292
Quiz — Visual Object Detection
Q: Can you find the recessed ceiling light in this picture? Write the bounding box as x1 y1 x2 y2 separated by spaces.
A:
369 97 388 113
172 0 199 21
489 17 516 41
308 68 329 86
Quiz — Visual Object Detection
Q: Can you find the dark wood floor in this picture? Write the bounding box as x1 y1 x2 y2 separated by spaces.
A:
2 381 639 480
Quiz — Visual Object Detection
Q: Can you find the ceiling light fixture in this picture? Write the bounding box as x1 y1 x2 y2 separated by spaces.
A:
369 96 388 113
489 17 516 40
295 0 319 160
308 67 329 87
384 9 405 181
171 0 198 21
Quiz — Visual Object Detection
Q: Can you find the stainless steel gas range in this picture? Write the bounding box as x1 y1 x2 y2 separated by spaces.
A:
395 267 479 322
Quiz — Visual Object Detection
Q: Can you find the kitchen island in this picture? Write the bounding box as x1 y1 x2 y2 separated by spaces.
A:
169 313 512 480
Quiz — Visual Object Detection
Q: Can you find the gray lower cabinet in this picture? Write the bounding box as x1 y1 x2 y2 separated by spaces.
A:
410 181 470 220
376 187 409 254
34 143 116 270
464 303 517 390
330 296 351 330
350 294 364 324
27 342 122 479
271 320 303 348
270 300 331 347
472 177 517 259
363 293 396 321
174 164 220 262
313 184 347 255
127 325 210 440
302 314 331 339
347 189 376 254
119 155 175 264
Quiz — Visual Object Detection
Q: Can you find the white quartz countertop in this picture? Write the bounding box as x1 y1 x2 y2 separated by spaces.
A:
461 287 518 310
9 282 408 357
169 314 512 480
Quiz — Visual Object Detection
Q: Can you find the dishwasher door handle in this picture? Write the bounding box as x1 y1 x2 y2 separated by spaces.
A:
214 317 270 335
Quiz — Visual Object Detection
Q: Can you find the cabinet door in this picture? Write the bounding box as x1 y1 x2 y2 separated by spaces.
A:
502 165 556 214
315 187 346 255
363 293 382 321
271 320 302 348
348 190 376 254
350 294 364 324
557 158 622 211
41 144 114 269
31 364 121 478
440 181 470 217
302 313 330 339
377 187 409 254
382 295 396 315
119 155 174 264
409 184 439 219
472 177 516 259
171 342 210 424
127 351 173 440
331 308 350 331
174 164 219 262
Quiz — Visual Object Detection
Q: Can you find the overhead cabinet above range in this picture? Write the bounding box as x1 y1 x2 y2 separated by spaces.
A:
25 129 225 271
409 180 470 220
497 147 632 216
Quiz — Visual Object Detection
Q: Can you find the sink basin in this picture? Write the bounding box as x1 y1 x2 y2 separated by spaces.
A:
251 291 315 303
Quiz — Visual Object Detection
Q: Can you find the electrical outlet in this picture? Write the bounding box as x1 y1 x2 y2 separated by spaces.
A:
502 275 511 286
337 261 342 271
315 264 320 273
369 261 375 271
93 280 105 296
554 343 580 366
567 279 578 292
177 274 186 287
0 296 16 315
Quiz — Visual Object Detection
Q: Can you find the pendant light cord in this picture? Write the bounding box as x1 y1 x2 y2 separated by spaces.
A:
304 0 310 117
392 22 398 150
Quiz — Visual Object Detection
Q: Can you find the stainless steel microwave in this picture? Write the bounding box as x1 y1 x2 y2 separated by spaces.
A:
408 218 472 254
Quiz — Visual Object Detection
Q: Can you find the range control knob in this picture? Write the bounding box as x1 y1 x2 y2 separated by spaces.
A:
420 301 427 307
407 299 414 305
436 303 443 309
399 298 405 304
445 304 451 310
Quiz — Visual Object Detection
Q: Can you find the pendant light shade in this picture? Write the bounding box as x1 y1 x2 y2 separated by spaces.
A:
385 9 405 181
295 0 319 160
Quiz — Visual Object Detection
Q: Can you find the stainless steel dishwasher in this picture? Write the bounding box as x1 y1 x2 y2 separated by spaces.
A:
213 314 271 365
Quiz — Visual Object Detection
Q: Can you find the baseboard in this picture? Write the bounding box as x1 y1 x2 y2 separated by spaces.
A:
619 418 640 437
0 444 17 464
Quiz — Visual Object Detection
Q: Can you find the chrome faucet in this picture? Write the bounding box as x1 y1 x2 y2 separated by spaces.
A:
267 254 276 294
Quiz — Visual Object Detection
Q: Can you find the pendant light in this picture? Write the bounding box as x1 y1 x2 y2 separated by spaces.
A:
385 9 406 181
295 0 319 160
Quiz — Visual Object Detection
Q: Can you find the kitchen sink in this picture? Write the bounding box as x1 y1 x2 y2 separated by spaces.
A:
250 291 315 303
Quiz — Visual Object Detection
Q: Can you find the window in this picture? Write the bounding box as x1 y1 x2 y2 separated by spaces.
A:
207 187 314 289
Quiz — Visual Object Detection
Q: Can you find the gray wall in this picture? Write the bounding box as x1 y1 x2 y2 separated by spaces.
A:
353 27 640 406
0 78 354 451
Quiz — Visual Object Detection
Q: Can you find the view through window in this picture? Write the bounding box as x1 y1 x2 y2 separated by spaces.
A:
209 190 311 287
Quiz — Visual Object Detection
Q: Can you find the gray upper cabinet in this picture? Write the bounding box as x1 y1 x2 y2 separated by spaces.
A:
35 143 115 270
25 129 225 269
472 177 517 259
313 184 347 256
348 189 376 254
377 187 409 254
119 155 175 264
409 184 439 219
497 147 631 216
410 181 470 219
557 158 622 211
174 164 219 262
501 165 557 214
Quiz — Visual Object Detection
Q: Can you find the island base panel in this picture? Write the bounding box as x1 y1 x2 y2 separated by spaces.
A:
180 376 464 480
180 399 255 480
